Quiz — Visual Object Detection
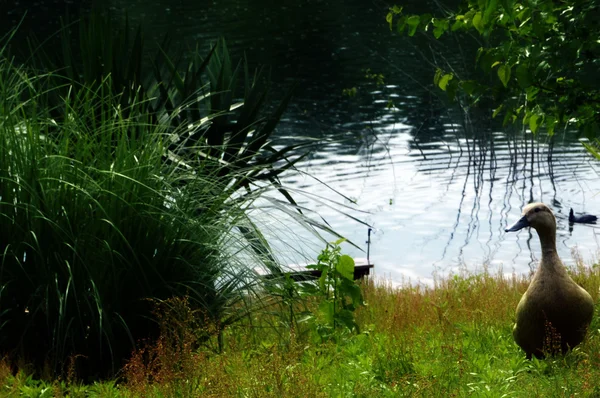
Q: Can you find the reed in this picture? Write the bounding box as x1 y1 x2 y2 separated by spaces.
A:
0 31 300 378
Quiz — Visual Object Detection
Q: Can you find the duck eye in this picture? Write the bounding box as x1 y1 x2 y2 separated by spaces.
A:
535 208 541 213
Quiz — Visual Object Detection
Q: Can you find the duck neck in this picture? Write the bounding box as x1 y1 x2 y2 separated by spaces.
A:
537 227 559 266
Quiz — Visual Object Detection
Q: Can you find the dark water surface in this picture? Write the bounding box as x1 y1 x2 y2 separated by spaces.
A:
5 0 600 284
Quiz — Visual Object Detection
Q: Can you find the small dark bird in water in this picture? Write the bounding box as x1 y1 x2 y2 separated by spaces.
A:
569 208 597 224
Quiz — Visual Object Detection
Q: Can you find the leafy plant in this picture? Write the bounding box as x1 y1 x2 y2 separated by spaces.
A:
304 239 365 341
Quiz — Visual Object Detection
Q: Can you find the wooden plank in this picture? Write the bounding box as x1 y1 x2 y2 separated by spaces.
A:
259 258 374 281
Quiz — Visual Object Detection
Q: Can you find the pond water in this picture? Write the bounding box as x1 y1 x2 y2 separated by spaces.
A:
6 0 600 284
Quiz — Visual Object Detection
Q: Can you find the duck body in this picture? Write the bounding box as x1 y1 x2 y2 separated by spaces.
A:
506 203 594 358
569 208 598 224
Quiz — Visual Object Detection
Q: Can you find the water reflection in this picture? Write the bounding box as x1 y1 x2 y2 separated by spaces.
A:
268 103 600 284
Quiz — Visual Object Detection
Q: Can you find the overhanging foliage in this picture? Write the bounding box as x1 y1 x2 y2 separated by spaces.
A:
387 0 600 140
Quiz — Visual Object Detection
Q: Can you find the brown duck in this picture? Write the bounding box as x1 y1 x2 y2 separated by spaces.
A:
505 203 594 359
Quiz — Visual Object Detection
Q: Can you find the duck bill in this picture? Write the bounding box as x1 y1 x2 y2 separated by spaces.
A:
505 216 529 232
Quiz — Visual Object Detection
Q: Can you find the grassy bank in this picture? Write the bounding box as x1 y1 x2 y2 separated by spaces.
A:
3 260 600 397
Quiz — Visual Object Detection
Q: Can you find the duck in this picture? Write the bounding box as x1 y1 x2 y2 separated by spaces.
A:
505 202 594 359
569 208 597 224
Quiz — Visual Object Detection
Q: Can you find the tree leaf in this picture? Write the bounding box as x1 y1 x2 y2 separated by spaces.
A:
473 12 484 34
396 15 407 34
335 309 357 331
386 12 394 30
529 113 541 133
483 0 498 24
461 80 478 95
420 14 433 31
497 64 511 88
432 18 450 38
407 15 421 36
319 301 334 324
347 284 363 308
526 86 539 101
336 255 355 281
515 63 532 88
446 78 459 101
438 73 453 91
545 115 557 136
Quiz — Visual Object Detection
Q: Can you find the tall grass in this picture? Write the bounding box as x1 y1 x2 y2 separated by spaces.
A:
0 39 282 378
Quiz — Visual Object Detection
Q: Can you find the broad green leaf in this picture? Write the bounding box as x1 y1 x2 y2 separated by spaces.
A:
483 0 498 24
386 12 394 30
526 86 539 101
420 13 433 31
319 301 334 324
336 255 355 281
452 19 466 31
535 60 550 75
346 284 363 307
503 108 516 126
517 7 530 22
479 50 501 73
461 80 478 95
473 12 484 33
500 0 515 19
545 13 557 24
497 64 511 88
397 15 407 34
438 73 453 91
515 63 532 88
407 15 421 36
433 24 446 38
529 113 541 133
446 78 459 101
318 268 329 293
583 142 600 160
335 309 357 331
545 115 557 136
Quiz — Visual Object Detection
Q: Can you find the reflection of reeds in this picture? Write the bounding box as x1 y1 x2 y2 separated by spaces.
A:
412 101 564 271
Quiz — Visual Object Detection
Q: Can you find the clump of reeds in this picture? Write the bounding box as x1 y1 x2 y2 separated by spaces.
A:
0 11 312 378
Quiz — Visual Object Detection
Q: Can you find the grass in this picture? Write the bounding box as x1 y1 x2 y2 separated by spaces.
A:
3 258 600 397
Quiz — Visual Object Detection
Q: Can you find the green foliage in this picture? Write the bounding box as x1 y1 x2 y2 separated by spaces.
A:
342 87 358 97
0 10 319 377
303 239 365 341
265 240 365 343
387 1 600 141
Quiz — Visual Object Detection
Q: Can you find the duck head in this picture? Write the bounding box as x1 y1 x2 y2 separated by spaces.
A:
505 202 556 233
